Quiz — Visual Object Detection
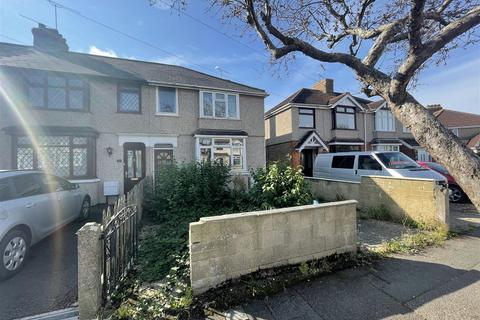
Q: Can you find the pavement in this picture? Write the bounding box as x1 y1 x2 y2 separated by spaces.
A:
0 207 102 320
212 203 480 320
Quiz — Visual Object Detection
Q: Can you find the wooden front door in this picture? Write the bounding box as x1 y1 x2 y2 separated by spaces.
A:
123 142 146 194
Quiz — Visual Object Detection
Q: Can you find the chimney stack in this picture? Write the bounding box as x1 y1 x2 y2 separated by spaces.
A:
32 23 69 52
313 79 334 93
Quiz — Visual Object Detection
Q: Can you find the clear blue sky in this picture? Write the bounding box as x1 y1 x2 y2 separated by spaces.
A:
1 0 479 114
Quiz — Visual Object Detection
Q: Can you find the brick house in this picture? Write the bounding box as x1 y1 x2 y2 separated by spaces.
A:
265 79 480 175
0 24 267 204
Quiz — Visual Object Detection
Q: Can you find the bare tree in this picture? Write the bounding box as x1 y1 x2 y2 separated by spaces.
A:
206 0 480 210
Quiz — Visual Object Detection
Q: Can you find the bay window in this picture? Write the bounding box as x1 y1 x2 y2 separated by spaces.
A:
26 72 89 111
333 106 356 129
196 137 246 171
200 91 239 119
14 135 95 179
373 145 400 152
375 110 395 131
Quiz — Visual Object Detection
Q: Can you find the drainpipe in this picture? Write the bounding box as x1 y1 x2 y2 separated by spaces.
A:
363 112 367 151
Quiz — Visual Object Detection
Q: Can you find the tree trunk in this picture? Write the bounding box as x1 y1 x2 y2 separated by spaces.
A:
387 94 480 211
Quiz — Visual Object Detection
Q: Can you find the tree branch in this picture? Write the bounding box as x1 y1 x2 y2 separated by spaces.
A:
391 5 480 102
409 0 427 53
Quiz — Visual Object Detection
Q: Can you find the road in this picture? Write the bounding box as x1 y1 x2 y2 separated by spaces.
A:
0 207 102 320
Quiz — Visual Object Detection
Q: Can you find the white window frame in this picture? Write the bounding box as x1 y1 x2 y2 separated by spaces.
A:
450 128 459 136
195 136 247 172
375 110 396 132
156 86 178 116
199 91 240 120
373 144 400 152
403 125 411 133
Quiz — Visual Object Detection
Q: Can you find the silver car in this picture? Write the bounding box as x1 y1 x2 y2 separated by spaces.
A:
0 170 91 279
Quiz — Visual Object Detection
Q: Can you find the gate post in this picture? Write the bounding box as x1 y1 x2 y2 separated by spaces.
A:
77 222 103 320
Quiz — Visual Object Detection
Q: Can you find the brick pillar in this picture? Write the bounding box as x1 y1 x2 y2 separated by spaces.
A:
291 150 301 168
77 222 103 320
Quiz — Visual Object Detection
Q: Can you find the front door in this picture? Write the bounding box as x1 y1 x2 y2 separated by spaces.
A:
124 143 146 194
301 149 316 177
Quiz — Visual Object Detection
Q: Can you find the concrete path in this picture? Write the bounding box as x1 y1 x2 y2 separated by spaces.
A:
0 208 102 320
214 210 480 320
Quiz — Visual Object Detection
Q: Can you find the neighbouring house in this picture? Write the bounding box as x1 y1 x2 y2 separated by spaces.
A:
0 24 267 204
265 78 480 175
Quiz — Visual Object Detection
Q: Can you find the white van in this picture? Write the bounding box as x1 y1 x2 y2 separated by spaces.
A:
313 151 446 182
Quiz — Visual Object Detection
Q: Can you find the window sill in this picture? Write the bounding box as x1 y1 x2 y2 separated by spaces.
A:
332 128 358 131
155 112 179 117
117 111 142 115
68 178 101 184
200 117 241 121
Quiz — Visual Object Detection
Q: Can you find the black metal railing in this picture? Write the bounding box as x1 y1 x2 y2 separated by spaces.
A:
102 204 138 302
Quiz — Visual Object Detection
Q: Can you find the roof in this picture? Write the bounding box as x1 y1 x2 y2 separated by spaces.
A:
366 100 385 111
294 130 327 149
0 42 266 96
467 133 480 149
329 137 364 144
433 108 480 128
399 138 420 147
371 138 402 145
193 129 248 136
265 88 379 117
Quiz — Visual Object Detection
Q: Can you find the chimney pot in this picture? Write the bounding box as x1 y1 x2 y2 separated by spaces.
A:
313 79 334 93
32 23 69 52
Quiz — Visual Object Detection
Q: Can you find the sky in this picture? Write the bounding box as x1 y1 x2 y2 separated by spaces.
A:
0 0 479 114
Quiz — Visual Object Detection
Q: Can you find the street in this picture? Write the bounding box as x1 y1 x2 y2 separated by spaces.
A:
0 207 102 320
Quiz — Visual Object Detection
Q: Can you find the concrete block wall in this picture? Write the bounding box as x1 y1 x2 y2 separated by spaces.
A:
189 200 358 294
306 176 449 227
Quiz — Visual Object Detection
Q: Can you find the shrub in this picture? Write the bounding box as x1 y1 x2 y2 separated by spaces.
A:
249 161 313 209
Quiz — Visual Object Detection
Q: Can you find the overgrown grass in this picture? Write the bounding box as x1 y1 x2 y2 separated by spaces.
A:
373 223 450 255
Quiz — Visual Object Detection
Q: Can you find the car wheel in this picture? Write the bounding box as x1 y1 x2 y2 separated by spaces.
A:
0 229 29 280
77 197 91 221
449 185 465 203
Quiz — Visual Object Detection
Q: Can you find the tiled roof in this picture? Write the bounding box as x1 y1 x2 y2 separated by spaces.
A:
371 138 402 144
265 88 377 117
433 108 480 128
366 100 385 111
0 42 266 95
193 129 248 136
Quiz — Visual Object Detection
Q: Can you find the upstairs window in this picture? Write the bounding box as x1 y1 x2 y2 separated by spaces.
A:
118 84 140 113
26 73 89 111
334 106 356 129
157 87 177 115
200 91 239 119
376 110 395 131
299 108 315 128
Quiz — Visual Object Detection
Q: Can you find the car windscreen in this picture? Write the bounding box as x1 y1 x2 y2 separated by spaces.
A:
376 152 420 169
426 162 449 174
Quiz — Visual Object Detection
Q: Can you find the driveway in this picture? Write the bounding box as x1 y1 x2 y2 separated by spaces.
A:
0 206 102 320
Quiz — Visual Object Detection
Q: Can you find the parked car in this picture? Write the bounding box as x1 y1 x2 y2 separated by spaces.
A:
313 151 447 183
0 170 91 279
418 161 467 203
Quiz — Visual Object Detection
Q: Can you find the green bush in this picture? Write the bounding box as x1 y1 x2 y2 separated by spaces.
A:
139 160 312 281
249 161 313 210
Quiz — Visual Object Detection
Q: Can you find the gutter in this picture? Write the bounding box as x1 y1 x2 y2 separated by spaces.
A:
363 112 367 150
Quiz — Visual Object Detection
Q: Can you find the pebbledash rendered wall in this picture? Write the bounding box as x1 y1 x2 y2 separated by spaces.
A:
189 200 357 294
306 176 449 228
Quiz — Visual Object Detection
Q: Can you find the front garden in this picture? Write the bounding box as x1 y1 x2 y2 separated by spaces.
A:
109 160 314 319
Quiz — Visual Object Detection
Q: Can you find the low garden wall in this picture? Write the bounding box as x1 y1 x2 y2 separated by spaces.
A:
306 176 449 227
189 200 357 294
